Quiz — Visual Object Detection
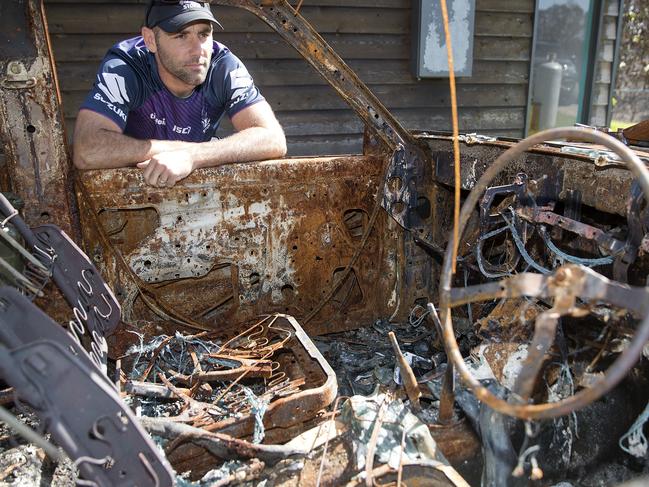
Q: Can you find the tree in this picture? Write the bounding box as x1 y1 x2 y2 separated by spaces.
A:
613 0 649 122
537 4 586 62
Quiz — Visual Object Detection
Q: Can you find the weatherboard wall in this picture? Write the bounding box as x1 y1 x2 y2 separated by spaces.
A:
43 0 534 156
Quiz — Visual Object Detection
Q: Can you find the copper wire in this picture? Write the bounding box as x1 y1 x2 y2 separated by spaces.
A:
439 0 461 274
212 315 291 404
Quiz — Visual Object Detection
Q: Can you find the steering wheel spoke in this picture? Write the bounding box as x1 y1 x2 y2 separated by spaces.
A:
448 272 550 307
513 310 561 401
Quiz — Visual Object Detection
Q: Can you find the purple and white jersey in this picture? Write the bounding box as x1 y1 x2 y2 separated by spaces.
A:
80 37 265 142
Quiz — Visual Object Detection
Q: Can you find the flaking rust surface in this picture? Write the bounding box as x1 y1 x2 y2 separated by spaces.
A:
78 155 404 337
425 135 636 217
0 1 75 236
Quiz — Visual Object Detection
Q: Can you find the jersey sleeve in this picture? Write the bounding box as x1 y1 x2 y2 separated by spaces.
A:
80 55 141 131
215 52 266 118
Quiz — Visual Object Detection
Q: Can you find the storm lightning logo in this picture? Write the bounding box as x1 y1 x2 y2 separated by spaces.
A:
229 67 253 100
97 73 130 105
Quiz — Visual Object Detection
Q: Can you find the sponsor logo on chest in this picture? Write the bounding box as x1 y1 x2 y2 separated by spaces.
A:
172 125 192 135
148 113 192 135
149 112 166 126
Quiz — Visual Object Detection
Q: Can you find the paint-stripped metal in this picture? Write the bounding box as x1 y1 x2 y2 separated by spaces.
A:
0 0 75 236
77 156 406 338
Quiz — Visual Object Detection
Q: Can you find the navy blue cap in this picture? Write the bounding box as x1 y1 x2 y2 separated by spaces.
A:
146 1 222 33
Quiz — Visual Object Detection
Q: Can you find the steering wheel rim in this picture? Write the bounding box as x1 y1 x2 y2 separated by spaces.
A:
439 127 649 420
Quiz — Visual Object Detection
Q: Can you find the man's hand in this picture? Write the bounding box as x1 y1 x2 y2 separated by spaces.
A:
137 150 195 187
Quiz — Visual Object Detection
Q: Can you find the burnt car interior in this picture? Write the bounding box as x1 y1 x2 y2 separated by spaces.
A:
2 0 649 486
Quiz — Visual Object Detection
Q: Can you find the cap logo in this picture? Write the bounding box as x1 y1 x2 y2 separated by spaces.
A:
146 0 220 31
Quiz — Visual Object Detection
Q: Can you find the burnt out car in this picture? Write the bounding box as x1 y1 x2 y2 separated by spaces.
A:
1 0 649 486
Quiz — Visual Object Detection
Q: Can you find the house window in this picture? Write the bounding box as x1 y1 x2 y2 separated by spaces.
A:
527 0 598 133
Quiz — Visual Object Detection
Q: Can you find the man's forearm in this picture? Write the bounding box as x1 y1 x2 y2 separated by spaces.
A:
74 125 193 169
189 126 287 169
74 126 284 171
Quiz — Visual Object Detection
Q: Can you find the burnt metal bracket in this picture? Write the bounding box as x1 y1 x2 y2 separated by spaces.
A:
213 0 430 230
614 181 648 282
479 173 528 227
1 61 36 90
381 145 428 229
0 287 174 487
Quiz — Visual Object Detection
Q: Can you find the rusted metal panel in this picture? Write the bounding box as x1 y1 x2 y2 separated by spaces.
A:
76 155 420 337
0 0 75 236
422 133 640 217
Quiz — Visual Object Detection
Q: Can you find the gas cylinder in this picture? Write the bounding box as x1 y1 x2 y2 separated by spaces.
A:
531 57 563 131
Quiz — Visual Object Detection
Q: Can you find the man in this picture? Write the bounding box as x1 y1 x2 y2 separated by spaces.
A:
73 0 286 187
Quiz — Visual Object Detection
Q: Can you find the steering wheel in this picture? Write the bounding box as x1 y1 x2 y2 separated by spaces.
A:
439 127 649 420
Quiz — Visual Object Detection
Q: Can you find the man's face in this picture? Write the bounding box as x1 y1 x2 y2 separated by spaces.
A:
153 21 213 90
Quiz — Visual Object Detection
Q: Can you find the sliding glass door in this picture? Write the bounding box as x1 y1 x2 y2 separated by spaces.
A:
527 0 596 133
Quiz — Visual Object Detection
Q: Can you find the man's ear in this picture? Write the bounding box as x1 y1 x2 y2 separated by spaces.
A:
142 26 157 53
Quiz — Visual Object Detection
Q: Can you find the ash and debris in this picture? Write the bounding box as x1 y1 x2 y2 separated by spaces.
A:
310 315 649 487
0 444 46 485
2 311 649 486
125 394 185 419
125 331 222 381
313 316 440 396
175 460 249 486
0 410 76 486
